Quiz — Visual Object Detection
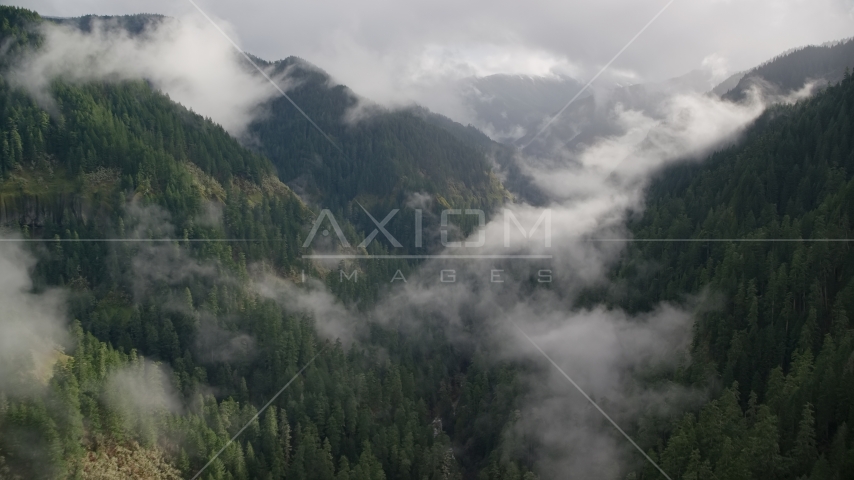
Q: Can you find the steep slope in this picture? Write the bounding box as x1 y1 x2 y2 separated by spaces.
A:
710 70 745 97
411 106 549 205
721 37 854 102
616 71 854 479
0 8 535 480
40 14 509 255
0 69 303 269
246 56 507 253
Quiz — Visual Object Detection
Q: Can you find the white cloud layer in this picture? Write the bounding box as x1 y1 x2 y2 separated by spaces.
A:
10 15 277 134
9 0 853 118
0 238 68 397
295 82 785 475
1 0 846 474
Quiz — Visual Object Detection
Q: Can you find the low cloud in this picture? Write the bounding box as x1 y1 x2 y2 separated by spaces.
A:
499 304 704 478
290 86 775 427
0 237 69 397
129 242 220 301
116 203 257 367
117 202 225 303
253 274 361 345
193 316 256 364
103 358 181 439
0 7 822 473
349 85 784 476
9 15 279 135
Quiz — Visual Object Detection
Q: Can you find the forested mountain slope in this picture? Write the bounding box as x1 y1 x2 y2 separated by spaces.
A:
249 56 505 211
721 37 854 102
0 7 533 480
42 13 508 254
617 72 854 479
410 107 548 206
246 56 507 252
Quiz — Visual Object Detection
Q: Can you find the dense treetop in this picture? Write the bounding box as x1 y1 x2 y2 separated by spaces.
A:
0 7 534 480
617 71 854 479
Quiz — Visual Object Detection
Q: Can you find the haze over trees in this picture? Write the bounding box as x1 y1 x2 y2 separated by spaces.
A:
0 7 531 479
0 4 854 480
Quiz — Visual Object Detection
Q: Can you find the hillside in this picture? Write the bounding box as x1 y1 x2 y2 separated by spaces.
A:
616 71 854 479
251 57 505 209
0 7 534 480
721 37 854 102
8 4 854 480
243 56 507 255
37 13 509 256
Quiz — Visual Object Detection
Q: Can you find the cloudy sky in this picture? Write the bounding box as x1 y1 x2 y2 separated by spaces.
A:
7 0 854 112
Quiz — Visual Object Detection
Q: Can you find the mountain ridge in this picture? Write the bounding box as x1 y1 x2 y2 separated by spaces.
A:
720 37 854 102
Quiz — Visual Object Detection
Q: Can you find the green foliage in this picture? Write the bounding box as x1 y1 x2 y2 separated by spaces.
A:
618 73 854 478
246 57 506 255
0 7 531 480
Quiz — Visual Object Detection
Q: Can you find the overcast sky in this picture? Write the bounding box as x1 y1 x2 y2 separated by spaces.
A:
6 0 854 107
